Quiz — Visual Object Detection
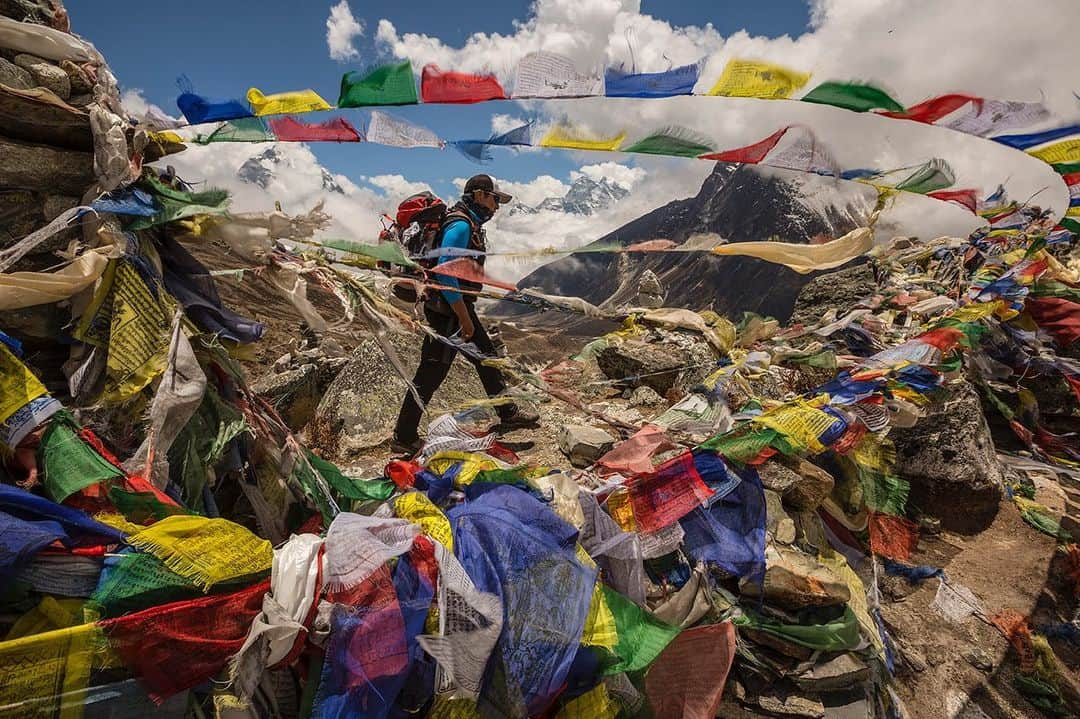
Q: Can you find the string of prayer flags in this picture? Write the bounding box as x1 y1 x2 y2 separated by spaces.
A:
604 62 701 98
622 127 714 157
432 258 518 292
712 226 873 274
268 115 362 142
246 87 332 117
421 64 507 104
338 60 418 107
991 124 1080 151
700 127 790 164
707 59 810 99
801 81 904 113
367 110 444 149
540 124 627 152
513 51 604 99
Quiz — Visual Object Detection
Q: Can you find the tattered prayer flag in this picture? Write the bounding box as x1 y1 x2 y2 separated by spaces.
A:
992 124 1080 151
195 117 273 144
176 91 253 124
604 62 701 98
707 59 809 99
801 81 904 113
927 188 978 213
0 343 48 425
338 61 418 107
622 127 714 157
268 116 361 142
433 258 517 292
759 125 837 175
1028 138 1080 165
601 585 679 674
421 64 507 104
894 158 956 194
246 87 332 116
0 621 98 717
868 512 918 561
627 452 716 532
644 622 737 719
540 125 626 152
700 127 789 164
367 110 444 149
513 51 604 98
712 226 873 274
395 491 453 549
323 238 419 268
941 99 1050 137
39 412 124 503
879 93 980 123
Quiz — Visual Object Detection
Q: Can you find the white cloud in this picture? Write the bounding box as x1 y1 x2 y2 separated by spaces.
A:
572 161 645 190
120 89 182 128
326 0 364 62
361 174 433 198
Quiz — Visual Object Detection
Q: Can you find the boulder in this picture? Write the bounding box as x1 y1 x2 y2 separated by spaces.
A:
0 56 32 89
891 378 1004 532
758 456 835 511
636 269 665 308
792 653 869 692
59 59 92 95
0 136 94 194
596 340 683 393
789 263 877 327
252 365 318 433
740 546 851 609
764 489 796 545
629 385 664 407
14 54 70 99
311 332 487 458
558 424 616 468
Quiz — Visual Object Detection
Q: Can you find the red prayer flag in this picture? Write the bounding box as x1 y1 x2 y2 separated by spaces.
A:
432 258 517 292
700 127 789 164
868 512 918 561
420 64 507 104
101 580 269 701
927 188 978 213
627 451 715 533
269 116 362 142
878 93 979 123
644 622 737 719
1026 297 1080 346
1061 171 1080 188
917 327 965 353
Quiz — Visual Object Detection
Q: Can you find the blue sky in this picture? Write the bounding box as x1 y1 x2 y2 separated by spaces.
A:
67 1 811 199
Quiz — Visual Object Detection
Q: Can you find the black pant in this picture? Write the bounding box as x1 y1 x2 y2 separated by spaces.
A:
393 300 506 443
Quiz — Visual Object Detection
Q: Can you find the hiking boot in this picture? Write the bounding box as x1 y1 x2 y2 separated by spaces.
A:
495 404 540 430
389 436 423 457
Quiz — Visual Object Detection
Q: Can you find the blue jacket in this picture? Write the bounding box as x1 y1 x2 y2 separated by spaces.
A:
435 205 483 304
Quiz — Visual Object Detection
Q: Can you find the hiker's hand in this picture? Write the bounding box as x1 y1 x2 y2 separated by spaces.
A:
459 314 475 341
451 300 475 341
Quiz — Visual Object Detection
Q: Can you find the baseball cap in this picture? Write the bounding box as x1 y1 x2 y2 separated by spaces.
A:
464 174 512 204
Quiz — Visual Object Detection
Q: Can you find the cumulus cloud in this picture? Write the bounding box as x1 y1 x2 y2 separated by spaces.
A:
326 0 364 62
361 174 433 198
572 161 646 190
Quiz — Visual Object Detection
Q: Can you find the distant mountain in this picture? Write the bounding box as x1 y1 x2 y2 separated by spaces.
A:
237 147 346 195
496 163 873 327
510 176 630 216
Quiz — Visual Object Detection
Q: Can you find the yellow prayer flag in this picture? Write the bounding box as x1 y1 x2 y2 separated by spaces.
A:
540 125 627 152
707 59 810 99
712 226 873 274
604 489 637 532
395 492 453 550
580 582 618 650
951 300 1002 322
753 399 838 454
1066 205 1080 219
425 451 500 487
555 683 619 719
0 623 97 719
246 87 332 116
1028 138 1080 165
148 130 184 145
0 344 47 425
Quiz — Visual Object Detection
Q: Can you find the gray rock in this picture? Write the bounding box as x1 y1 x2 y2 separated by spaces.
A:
740 546 851 609
311 332 487 458
253 365 319 433
0 56 32 89
60 59 92 95
891 378 1004 533
14 54 70 99
790 262 877 327
558 424 616 468
636 269 665 308
0 137 94 195
964 647 995 672
759 456 835 511
793 653 869 692
596 340 683 393
754 691 826 718
764 489 796 545
0 189 43 245
41 194 77 221
629 385 664 407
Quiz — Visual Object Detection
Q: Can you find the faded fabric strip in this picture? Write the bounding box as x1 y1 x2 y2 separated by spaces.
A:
126 515 273 590
0 248 110 311
713 226 873 274
513 51 604 98
643 622 736 719
323 512 419 593
101 580 269 701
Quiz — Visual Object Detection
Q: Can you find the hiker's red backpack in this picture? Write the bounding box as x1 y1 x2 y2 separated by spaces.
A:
380 191 448 302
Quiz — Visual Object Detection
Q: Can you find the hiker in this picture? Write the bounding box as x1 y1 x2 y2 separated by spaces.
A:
391 174 539 454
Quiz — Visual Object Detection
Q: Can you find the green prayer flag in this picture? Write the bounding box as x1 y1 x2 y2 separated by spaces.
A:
39 412 124 503
306 451 395 503
801 81 905 113
129 174 230 230
194 117 274 145
168 388 248 509
1059 217 1080 234
89 551 201 618
894 159 955 194
338 61 418 108
600 585 680 675
1051 161 1080 175
1019 507 1072 542
622 129 714 158
107 487 192 524
857 469 909 516
733 605 861 651
323 239 419 268
700 427 778 463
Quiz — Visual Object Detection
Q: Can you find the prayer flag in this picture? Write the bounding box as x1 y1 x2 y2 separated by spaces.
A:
246 87 332 116
700 127 789 164
801 81 904 113
706 59 809 99
367 110 444 149
644 622 737 719
622 127 714 157
941 99 1049 137
176 91 253 124
338 60 418 107
540 125 626 152
268 116 362 142
927 188 978 213
194 117 273 144
992 124 1080 151
39 412 124 503
879 93 980 123
513 51 604 98
421 64 507 104
604 62 700 98
894 158 955 194
1028 137 1080 165
712 226 873 274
